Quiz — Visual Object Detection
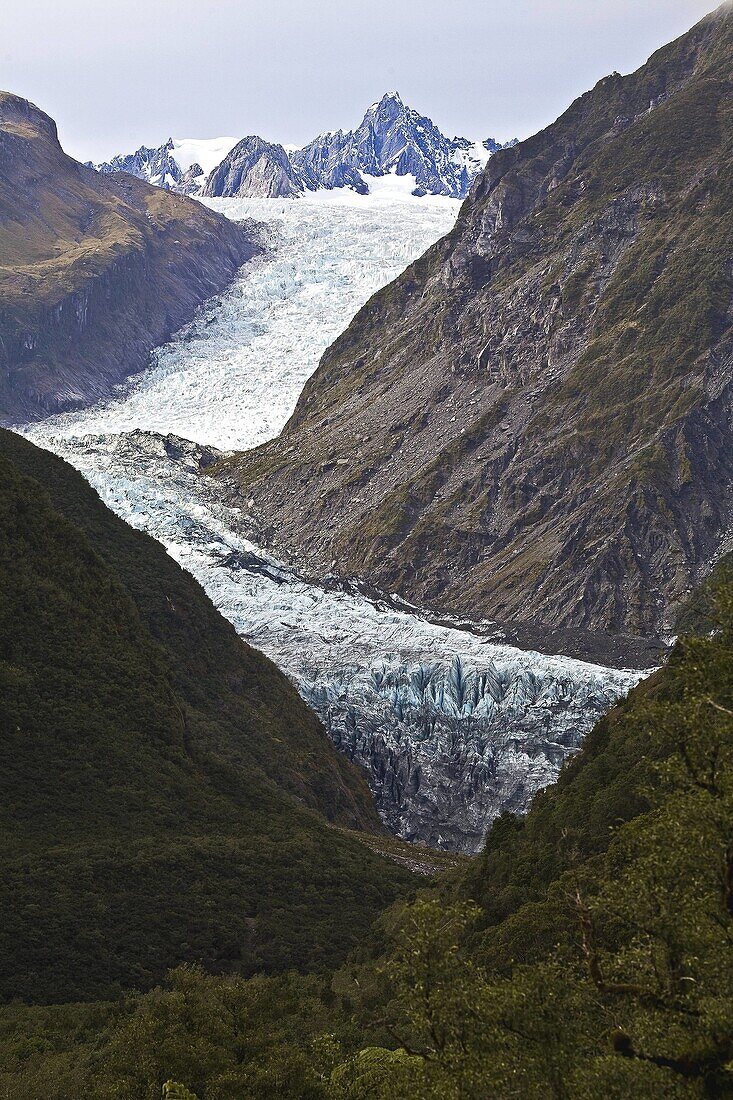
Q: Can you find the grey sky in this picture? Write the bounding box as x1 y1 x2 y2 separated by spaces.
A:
0 0 719 162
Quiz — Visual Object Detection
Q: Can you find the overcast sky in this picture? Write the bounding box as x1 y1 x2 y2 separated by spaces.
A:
0 0 719 161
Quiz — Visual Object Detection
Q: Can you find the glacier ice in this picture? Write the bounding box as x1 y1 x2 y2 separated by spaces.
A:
34 193 460 451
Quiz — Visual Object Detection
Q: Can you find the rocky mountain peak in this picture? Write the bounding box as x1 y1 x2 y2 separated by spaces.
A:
289 91 514 198
204 134 307 199
94 137 183 189
362 90 407 127
87 93 514 200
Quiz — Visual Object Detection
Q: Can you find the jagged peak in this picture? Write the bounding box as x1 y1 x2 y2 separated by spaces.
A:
367 90 404 112
362 91 410 127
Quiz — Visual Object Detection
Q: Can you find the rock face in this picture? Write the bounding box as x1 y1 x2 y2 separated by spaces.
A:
203 135 308 198
292 92 515 198
217 5 733 661
90 94 515 199
290 130 370 194
0 93 260 423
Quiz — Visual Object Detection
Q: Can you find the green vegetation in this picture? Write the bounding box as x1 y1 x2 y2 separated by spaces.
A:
0 429 413 1004
541 82 732 467
1 557 730 1097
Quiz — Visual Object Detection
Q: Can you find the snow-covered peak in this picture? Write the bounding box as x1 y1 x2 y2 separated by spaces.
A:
91 135 242 194
93 139 183 190
292 93 516 199
88 99 517 201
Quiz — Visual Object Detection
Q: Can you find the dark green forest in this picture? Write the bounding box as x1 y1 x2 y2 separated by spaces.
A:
0 429 413 1005
1 427 730 1096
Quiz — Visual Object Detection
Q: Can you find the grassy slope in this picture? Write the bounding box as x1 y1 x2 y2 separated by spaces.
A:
0 93 223 307
0 429 412 1004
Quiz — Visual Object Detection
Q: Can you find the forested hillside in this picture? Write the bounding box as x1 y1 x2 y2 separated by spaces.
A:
0 429 412 1004
1 565 729 1097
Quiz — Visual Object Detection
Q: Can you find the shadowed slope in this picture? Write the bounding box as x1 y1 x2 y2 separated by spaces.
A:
0 429 411 1003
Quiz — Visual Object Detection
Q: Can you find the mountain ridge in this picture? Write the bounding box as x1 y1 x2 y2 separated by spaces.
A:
213 3 733 662
0 92 259 423
91 92 517 200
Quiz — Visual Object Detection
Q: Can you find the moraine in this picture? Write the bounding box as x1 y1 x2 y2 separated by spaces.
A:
22 187 646 854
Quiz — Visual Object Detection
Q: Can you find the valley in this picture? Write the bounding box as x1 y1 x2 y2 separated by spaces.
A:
24 187 643 853
1 4 732 1096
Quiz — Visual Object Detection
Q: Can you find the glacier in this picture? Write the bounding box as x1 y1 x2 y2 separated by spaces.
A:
24 192 646 853
33 191 459 451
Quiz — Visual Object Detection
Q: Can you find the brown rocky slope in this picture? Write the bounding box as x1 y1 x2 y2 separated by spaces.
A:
0 93 259 422
217 4 733 664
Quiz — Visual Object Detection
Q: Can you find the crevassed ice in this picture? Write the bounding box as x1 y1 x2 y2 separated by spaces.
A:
36 192 460 451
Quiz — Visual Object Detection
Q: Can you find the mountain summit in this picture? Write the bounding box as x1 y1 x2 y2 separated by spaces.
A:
290 91 507 197
204 134 308 199
91 94 515 199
